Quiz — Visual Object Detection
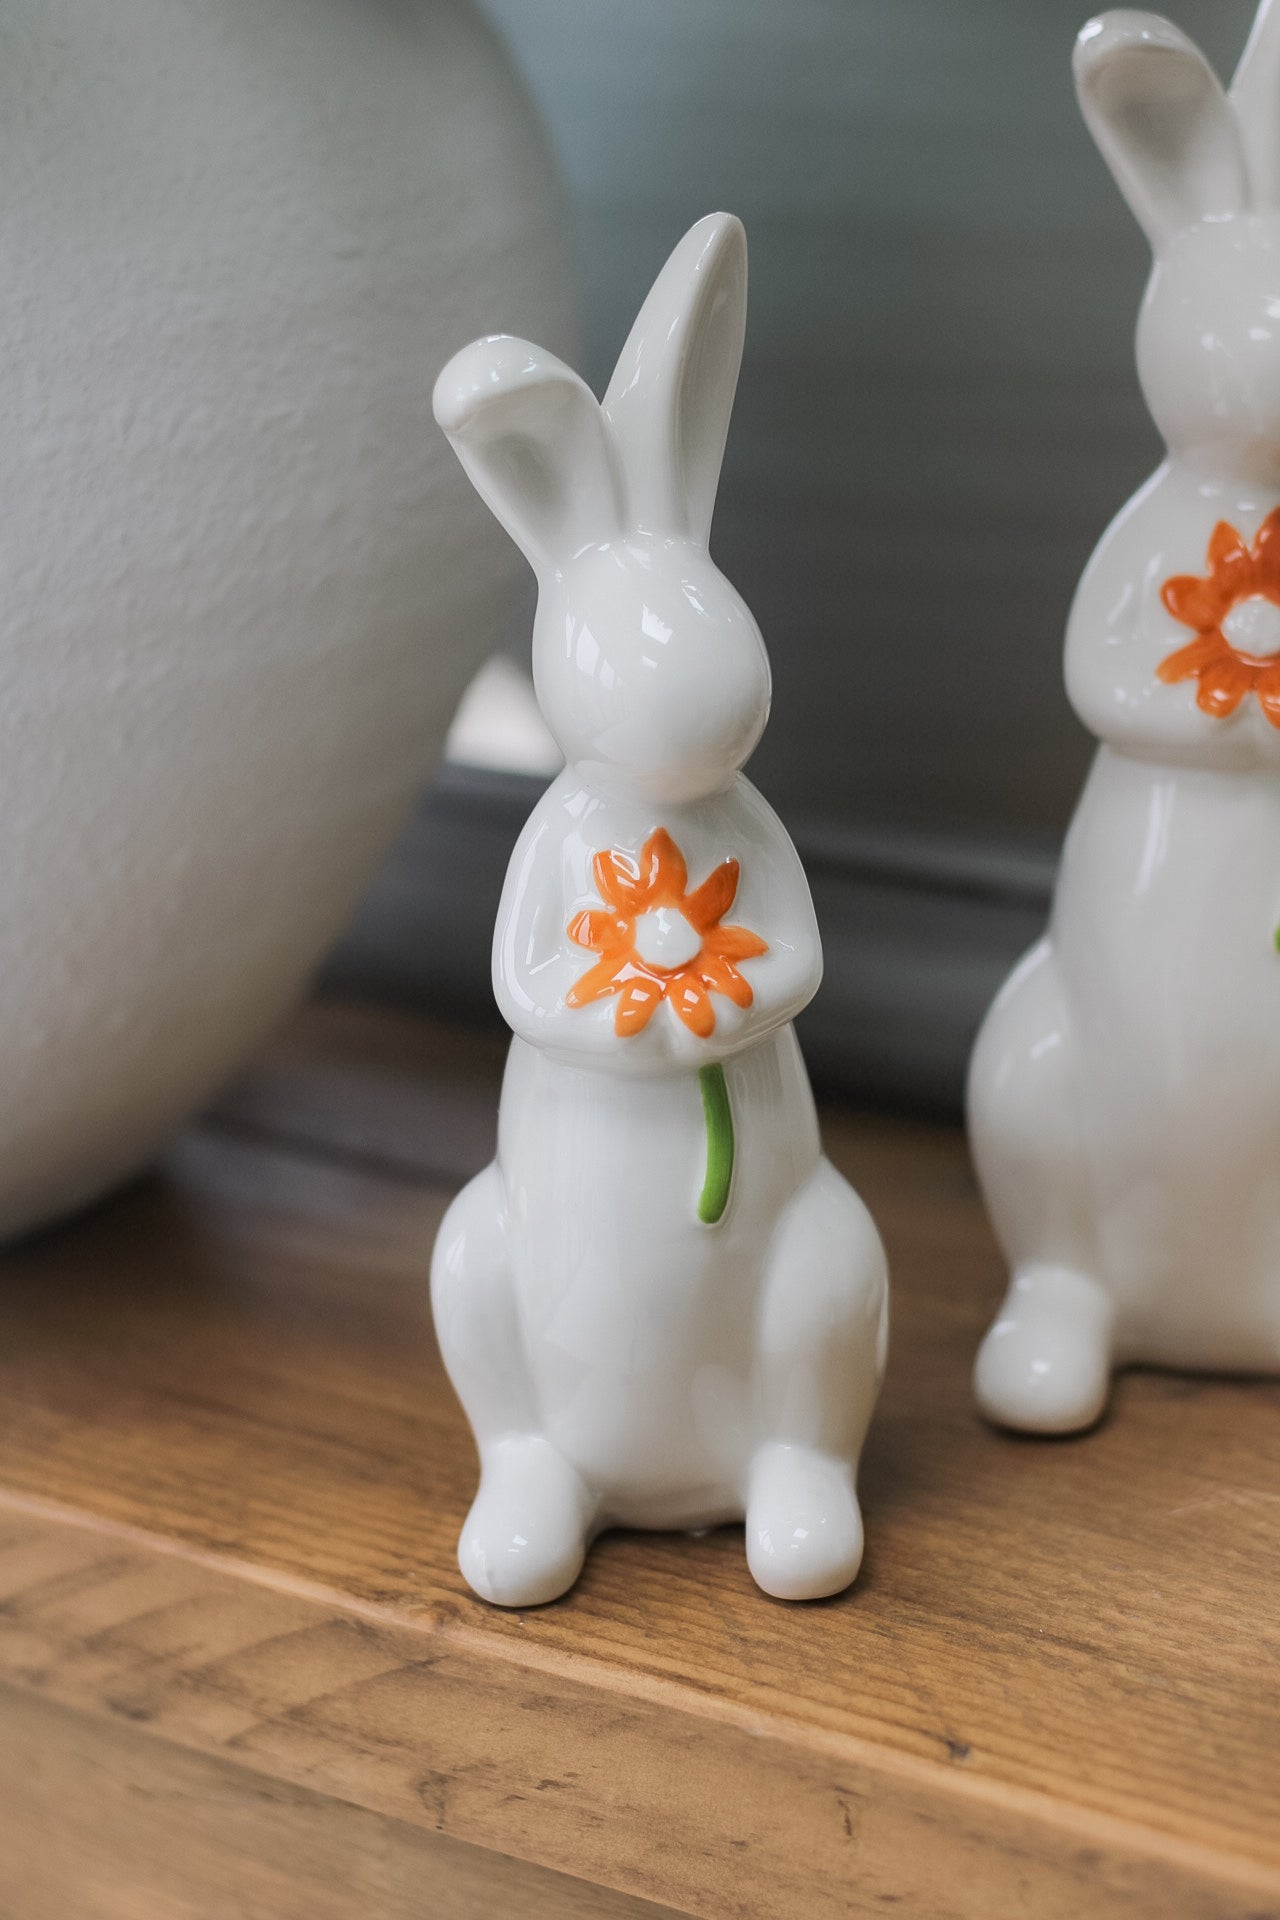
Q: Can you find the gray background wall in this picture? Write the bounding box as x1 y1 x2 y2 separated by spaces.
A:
476 0 1256 842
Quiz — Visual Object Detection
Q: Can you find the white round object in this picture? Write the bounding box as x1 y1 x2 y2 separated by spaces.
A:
0 0 570 1235
1222 595 1280 658
632 908 703 972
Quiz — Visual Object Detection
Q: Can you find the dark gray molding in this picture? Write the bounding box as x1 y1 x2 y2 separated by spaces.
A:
326 765 1057 1113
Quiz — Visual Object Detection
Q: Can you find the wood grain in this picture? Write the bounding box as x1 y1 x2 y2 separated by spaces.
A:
0 1684 680 1920
0 997 1277 1917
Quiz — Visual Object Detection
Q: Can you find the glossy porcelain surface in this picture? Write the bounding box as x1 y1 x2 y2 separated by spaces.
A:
430 214 888 1605
970 2 1280 1433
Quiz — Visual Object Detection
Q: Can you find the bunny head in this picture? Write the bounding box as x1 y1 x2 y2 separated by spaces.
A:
433 214 769 807
1078 4 1280 477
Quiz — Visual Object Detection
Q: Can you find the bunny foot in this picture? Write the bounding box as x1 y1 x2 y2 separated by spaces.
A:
744 1442 864 1601
974 1264 1114 1435
458 1436 596 1608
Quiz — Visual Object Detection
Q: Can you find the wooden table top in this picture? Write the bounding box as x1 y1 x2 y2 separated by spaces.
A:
0 999 1276 1919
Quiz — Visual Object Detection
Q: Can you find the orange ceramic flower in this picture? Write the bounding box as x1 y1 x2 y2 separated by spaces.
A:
566 828 768 1039
1158 510 1280 725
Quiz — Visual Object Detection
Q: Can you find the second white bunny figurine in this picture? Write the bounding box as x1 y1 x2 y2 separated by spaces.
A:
972 3 1280 1433
430 214 888 1606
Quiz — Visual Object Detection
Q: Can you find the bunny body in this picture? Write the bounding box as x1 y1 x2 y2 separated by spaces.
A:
447 778 881 1518
971 6 1280 1431
430 217 887 1604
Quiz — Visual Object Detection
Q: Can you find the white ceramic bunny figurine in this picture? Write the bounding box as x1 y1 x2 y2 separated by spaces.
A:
430 213 888 1605
971 3 1280 1433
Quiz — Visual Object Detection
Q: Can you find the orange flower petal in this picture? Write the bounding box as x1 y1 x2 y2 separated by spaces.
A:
1195 656 1254 719
684 858 740 930
594 847 646 914
1162 520 1254 630
711 923 769 961
565 953 628 1007
670 972 715 1038
1257 663 1280 728
640 827 688 905
614 975 663 1034
567 908 629 953
1207 518 1253 587
699 953 754 1009
1156 630 1232 685
1252 509 1280 599
1161 574 1231 629
1212 514 1251 572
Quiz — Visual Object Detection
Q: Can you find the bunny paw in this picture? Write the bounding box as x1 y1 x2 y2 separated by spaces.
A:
974 1264 1114 1435
458 1436 595 1608
745 1443 864 1601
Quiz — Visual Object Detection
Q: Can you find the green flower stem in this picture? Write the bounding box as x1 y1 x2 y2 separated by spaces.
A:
697 1063 734 1225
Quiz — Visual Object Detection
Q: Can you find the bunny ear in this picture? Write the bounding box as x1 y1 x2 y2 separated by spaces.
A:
1074 12 1247 251
1231 0 1280 209
602 212 748 546
433 335 622 576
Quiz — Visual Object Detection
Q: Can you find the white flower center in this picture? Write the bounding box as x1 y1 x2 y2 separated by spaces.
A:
632 906 702 972
1222 594 1280 657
